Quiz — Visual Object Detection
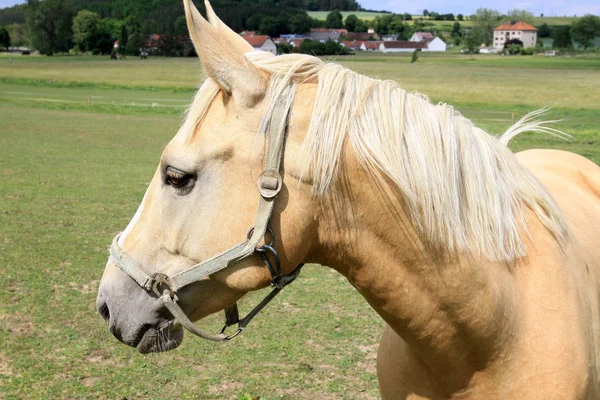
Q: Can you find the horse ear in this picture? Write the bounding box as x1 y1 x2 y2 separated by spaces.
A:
184 0 267 106
203 1 254 54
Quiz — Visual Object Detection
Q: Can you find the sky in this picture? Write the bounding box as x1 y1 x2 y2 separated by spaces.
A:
0 0 599 16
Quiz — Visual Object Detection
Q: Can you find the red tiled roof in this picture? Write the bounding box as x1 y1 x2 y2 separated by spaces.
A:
341 40 363 48
243 35 271 47
414 32 435 40
362 41 382 49
494 21 537 31
346 32 379 41
382 41 427 49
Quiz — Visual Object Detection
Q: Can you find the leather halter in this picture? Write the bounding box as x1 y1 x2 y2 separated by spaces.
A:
109 84 303 342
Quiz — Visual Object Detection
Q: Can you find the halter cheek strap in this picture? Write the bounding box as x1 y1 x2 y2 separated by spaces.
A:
108 83 303 342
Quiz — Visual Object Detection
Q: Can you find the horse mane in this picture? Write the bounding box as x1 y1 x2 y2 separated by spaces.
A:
195 52 569 262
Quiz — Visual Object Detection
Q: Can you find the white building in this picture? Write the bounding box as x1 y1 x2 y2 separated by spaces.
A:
379 41 427 53
493 21 538 50
242 35 277 55
409 32 447 52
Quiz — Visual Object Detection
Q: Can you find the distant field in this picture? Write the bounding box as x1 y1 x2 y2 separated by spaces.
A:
308 11 578 27
307 10 391 20
1 52 599 398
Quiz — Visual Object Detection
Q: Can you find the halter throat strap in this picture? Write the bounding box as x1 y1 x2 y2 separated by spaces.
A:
109 83 302 342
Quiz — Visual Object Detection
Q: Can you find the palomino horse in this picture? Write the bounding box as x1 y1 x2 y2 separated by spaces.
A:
96 1 600 398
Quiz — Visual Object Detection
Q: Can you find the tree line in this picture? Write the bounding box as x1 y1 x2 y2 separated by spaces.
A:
0 1 598 55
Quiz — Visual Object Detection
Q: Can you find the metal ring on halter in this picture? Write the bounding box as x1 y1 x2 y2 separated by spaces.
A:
151 273 176 299
246 226 276 247
256 244 282 287
219 325 244 341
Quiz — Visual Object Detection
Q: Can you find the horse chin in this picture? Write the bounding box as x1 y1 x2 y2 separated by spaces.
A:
136 321 184 354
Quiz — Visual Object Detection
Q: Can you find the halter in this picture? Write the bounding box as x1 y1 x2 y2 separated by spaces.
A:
109 84 303 342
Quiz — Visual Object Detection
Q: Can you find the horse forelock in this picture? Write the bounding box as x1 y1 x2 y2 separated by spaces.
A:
183 51 568 262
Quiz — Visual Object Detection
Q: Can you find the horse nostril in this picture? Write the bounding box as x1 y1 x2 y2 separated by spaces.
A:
97 300 110 322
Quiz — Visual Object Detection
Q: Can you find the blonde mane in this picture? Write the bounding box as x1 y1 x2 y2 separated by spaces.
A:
192 52 569 262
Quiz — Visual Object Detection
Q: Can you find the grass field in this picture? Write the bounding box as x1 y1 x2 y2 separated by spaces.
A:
1 52 599 399
307 11 578 26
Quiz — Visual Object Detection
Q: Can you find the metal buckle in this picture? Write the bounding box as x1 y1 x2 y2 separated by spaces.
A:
257 169 282 199
246 226 275 247
151 273 176 299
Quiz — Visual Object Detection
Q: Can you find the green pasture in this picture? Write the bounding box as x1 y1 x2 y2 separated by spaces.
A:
307 11 391 21
306 11 577 27
1 53 599 399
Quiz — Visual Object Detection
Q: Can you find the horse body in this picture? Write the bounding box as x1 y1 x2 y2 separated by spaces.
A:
373 150 600 399
96 1 600 398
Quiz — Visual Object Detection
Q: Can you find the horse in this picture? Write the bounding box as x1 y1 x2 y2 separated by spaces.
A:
96 1 600 398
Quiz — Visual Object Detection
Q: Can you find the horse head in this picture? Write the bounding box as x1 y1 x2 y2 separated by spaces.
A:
96 0 320 353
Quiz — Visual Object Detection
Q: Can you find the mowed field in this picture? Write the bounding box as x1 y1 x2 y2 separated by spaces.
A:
1 52 599 399
307 11 578 26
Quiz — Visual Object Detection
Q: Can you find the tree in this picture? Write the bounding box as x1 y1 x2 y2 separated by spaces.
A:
0 27 10 50
506 9 534 24
464 30 481 54
423 9 429 17
73 10 101 52
344 14 358 32
538 23 552 38
125 32 143 56
471 8 502 46
325 10 343 29
289 13 311 34
571 14 600 50
26 0 74 55
553 25 572 49
452 21 462 37
457 14 464 21
173 16 187 36
7 23 27 46
119 24 128 54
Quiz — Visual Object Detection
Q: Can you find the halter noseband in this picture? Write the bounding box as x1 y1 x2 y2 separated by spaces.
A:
108 84 303 342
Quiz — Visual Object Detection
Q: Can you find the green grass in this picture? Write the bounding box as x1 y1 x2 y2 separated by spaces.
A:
1 53 599 398
307 11 391 21
307 11 578 26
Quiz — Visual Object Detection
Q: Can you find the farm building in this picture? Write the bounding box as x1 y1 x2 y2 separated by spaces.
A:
409 32 447 51
360 41 383 51
493 21 537 49
305 28 346 42
341 40 364 51
409 32 435 42
242 35 277 55
379 41 427 53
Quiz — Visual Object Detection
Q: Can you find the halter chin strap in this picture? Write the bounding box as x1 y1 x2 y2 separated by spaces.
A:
108 83 303 342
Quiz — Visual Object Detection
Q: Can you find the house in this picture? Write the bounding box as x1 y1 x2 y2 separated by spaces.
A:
409 32 435 42
424 37 446 51
346 32 381 41
379 41 427 53
289 38 306 48
493 21 537 49
341 40 364 50
360 41 383 51
409 31 447 51
409 32 447 51
305 28 347 43
242 35 277 55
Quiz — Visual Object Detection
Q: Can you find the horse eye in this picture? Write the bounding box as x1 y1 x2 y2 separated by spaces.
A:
165 167 194 190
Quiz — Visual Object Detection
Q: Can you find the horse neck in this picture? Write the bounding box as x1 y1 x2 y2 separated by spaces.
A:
311 151 520 392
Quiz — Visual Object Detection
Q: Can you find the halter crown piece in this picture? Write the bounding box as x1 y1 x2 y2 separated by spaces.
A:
109 84 303 342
